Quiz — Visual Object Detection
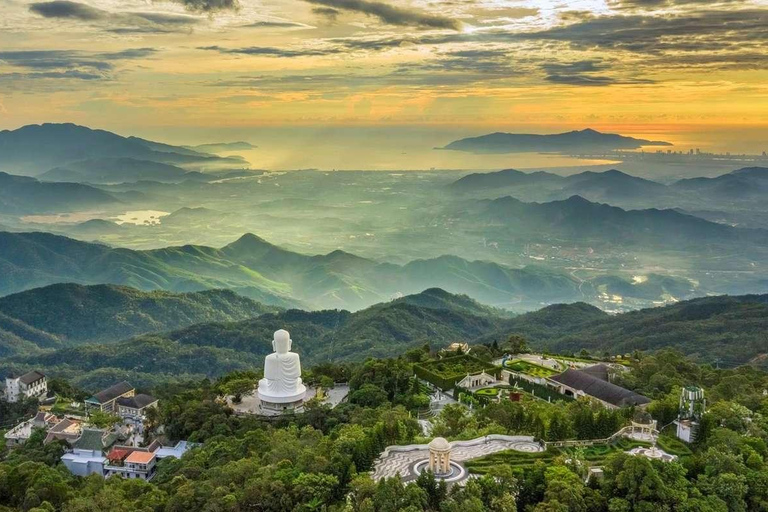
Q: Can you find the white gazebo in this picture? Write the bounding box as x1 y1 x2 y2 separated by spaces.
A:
428 437 452 476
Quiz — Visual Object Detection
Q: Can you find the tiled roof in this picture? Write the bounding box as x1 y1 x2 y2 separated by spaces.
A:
116 394 158 410
48 418 81 434
580 364 611 382
551 368 650 407
18 370 45 385
73 428 107 451
107 447 132 461
125 451 156 464
89 382 134 404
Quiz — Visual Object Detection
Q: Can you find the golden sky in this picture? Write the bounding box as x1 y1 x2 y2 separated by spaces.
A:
1 0 767 154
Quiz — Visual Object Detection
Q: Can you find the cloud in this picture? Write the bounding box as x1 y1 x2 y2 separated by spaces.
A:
169 0 238 13
312 7 341 21
0 48 158 84
304 0 461 30
198 45 339 57
29 0 104 20
29 1 200 33
242 20 311 28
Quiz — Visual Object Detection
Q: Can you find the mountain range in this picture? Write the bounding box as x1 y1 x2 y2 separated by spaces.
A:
1 285 766 391
0 287 505 390
451 167 768 206
459 194 768 248
39 158 210 184
0 123 244 175
441 128 671 154
0 231 586 310
0 230 711 311
0 172 119 214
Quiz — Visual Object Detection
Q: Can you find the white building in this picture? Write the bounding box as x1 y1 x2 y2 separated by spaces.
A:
105 450 157 480
61 449 107 477
5 370 47 403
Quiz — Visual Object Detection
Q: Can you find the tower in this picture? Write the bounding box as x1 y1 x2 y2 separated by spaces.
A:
676 386 705 443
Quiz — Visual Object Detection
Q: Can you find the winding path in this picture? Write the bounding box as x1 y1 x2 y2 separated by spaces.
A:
372 435 542 481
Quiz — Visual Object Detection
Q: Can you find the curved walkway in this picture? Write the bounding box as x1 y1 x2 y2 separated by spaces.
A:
372 435 542 482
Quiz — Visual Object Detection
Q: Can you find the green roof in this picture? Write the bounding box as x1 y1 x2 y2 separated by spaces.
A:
73 428 107 451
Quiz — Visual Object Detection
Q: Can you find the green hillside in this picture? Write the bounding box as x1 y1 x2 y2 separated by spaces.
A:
0 283 278 353
483 294 768 367
0 231 592 311
0 288 504 388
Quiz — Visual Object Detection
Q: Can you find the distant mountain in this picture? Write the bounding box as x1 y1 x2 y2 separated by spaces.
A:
0 172 119 214
479 294 768 367
451 169 562 190
442 128 671 154
0 231 590 311
39 158 209 184
187 142 256 153
561 170 669 202
0 123 243 175
66 219 125 236
468 195 768 247
0 288 506 388
672 167 768 200
0 283 277 354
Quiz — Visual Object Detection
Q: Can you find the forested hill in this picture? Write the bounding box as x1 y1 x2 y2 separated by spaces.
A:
480 294 768 367
0 283 278 355
0 288 505 390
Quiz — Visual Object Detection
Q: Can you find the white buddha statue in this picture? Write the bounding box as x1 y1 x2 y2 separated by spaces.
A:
258 329 307 404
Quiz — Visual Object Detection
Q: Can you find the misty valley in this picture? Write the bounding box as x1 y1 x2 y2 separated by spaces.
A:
2 124 768 315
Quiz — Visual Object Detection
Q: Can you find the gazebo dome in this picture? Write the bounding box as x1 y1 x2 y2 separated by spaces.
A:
429 437 450 451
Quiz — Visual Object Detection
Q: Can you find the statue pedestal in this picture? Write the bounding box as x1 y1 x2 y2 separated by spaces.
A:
258 381 307 413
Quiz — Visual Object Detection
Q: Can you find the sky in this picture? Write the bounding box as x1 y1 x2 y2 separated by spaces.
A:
0 0 767 168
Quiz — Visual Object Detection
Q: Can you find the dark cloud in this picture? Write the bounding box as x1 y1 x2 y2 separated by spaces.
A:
242 20 309 28
29 1 200 33
198 45 340 57
541 60 607 74
170 0 238 13
521 9 768 54
29 0 104 20
544 74 654 86
312 7 341 21
304 0 461 30
0 48 158 84
612 0 743 10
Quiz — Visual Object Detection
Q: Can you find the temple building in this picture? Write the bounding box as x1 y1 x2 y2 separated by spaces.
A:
257 329 307 414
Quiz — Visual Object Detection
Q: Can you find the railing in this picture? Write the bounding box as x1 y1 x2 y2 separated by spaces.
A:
544 425 659 449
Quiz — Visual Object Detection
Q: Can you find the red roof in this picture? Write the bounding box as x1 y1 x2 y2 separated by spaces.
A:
107 448 132 461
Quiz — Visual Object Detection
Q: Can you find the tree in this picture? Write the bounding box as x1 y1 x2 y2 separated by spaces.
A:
506 335 529 354
87 410 121 429
224 378 255 403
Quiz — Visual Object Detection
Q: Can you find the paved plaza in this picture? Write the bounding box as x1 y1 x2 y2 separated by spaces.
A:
227 384 349 416
372 435 543 483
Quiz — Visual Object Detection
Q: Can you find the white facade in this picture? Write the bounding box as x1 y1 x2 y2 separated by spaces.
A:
62 449 107 477
4 371 47 403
